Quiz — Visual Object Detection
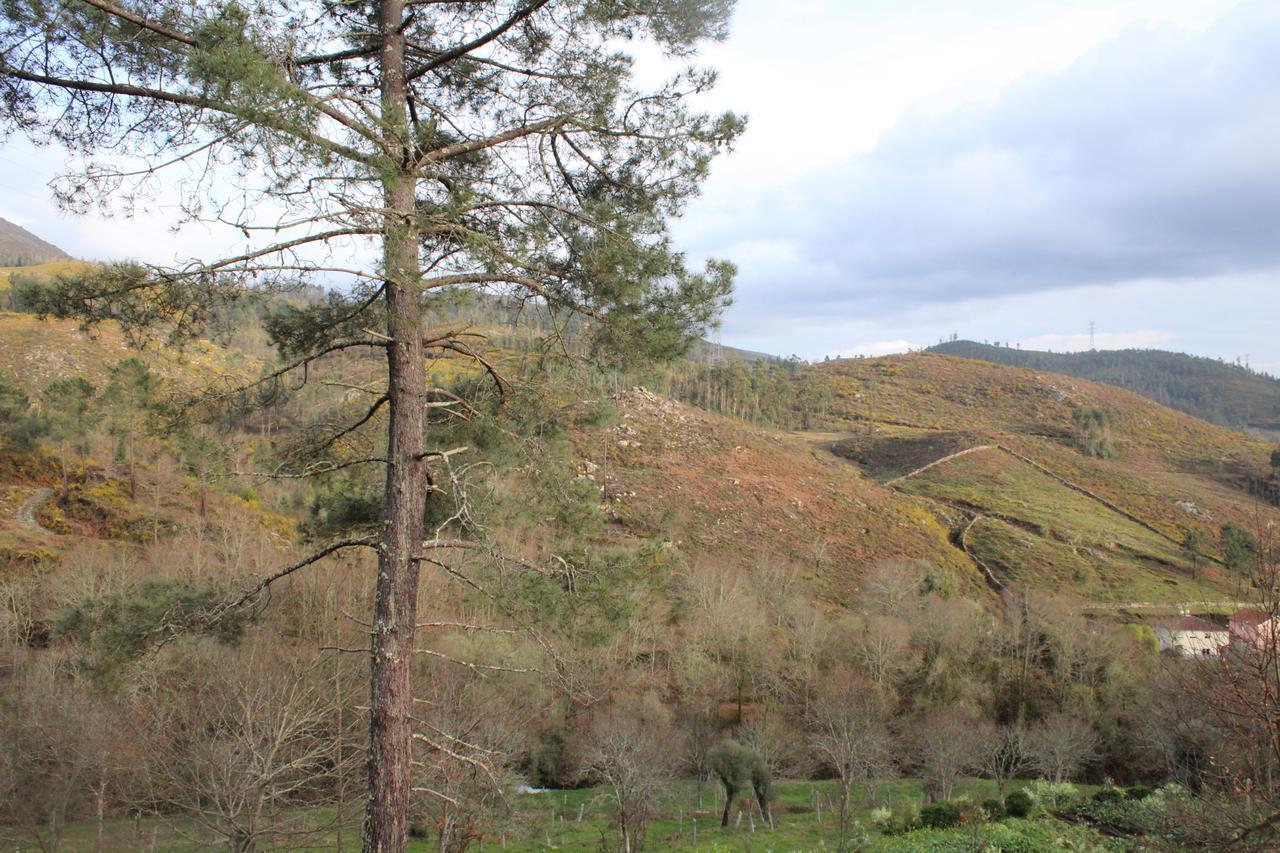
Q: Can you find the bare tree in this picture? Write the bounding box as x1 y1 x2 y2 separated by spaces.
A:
910 708 986 802
1160 522 1280 849
976 723 1031 795
410 658 532 853
860 559 928 617
737 712 812 781
848 613 916 689
577 702 675 853
1026 713 1099 785
149 644 355 852
808 674 893 851
675 705 719 811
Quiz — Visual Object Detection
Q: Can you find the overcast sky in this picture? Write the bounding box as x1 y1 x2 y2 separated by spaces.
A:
2 0 1278 372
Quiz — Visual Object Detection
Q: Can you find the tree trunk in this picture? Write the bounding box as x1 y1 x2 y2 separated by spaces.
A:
720 786 734 827
363 3 425 850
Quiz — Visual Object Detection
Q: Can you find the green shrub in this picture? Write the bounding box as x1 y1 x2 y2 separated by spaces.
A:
919 800 965 830
1125 785 1152 800
1005 790 1034 818
981 798 1006 819
1025 779 1080 809
1092 787 1124 803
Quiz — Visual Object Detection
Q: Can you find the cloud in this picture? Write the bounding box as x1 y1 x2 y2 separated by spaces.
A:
700 1 1280 314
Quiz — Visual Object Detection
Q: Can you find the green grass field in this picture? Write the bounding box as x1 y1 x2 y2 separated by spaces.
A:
11 778 1121 852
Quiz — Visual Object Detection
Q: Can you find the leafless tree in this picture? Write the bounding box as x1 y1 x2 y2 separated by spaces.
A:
675 705 719 811
1159 522 1280 849
848 613 916 689
576 702 675 853
910 708 986 802
738 712 812 781
808 674 893 851
860 559 928 617
409 658 533 853
148 643 357 852
976 723 1031 795
1026 713 1099 784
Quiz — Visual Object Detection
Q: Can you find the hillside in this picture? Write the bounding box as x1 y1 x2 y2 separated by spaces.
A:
928 339 1280 436
3 309 1271 607
805 353 1279 602
0 218 69 267
0 313 278 568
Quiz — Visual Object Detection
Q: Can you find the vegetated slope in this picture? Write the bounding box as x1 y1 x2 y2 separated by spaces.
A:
808 353 1280 602
0 312 260 391
929 339 1280 435
0 314 281 568
0 260 93 306
571 387 978 603
0 218 70 266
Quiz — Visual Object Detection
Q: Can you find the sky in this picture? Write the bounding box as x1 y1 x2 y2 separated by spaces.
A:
2 0 1278 372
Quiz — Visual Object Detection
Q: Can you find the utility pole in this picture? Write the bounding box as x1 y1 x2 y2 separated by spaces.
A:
1089 321 1096 352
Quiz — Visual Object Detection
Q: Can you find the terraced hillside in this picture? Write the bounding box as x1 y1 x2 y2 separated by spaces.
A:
807 353 1278 602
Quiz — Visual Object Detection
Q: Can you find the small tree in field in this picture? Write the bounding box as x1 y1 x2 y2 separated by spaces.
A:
808 675 892 851
977 723 1031 796
2 3 741 849
578 704 675 853
910 709 985 802
1182 529 1211 581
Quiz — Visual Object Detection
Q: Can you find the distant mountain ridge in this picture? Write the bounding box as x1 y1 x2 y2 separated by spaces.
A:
927 340 1280 436
0 217 69 266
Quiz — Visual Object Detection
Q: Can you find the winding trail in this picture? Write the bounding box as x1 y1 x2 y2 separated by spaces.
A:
958 514 1005 592
883 445 997 487
15 487 53 535
878 437 1226 590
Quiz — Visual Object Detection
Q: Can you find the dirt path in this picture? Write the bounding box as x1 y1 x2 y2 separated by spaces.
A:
15 487 53 535
958 514 1006 592
883 444 998 486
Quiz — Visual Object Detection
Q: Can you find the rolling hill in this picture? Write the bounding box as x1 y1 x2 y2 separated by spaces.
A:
928 339 1280 437
1 304 1275 609
0 218 70 267
801 352 1278 603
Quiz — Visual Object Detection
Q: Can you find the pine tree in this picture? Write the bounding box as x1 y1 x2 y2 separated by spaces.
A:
2 3 740 848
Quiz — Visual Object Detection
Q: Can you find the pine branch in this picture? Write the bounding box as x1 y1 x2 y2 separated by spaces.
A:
405 0 554 82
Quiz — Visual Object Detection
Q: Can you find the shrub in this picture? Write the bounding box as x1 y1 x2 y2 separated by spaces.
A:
982 798 1006 819
1005 790 1034 818
868 806 893 827
1125 785 1152 800
919 800 965 829
1025 779 1080 809
1092 787 1125 803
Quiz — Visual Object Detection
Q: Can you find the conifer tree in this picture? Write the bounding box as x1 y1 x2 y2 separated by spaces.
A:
2 2 740 849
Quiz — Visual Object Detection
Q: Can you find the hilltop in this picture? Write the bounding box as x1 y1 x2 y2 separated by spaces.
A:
0 218 69 267
928 339 1280 437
